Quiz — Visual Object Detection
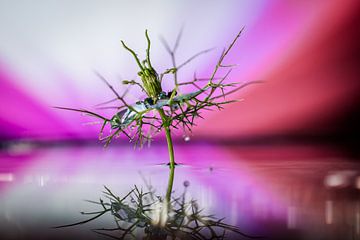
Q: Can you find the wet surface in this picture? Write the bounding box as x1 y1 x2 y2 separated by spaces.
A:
0 143 359 239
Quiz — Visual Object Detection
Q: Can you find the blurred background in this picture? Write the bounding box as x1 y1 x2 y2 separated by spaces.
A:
0 1 360 239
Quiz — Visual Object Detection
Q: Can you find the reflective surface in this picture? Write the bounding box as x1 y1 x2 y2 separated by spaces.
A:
0 143 359 239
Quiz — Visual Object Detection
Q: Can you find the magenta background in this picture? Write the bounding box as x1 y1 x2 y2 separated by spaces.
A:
0 1 359 141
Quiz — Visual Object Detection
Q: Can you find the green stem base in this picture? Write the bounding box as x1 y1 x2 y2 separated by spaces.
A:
158 109 176 203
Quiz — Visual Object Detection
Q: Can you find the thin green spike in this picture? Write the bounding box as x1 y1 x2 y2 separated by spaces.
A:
121 40 144 71
145 29 153 69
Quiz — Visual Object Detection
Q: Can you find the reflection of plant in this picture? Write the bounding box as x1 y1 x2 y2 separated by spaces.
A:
55 184 259 240
55 30 262 239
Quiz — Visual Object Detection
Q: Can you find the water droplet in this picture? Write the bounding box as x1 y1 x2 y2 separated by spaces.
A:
172 104 179 111
130 125 135 130
184 136 190 142
183 180 190 187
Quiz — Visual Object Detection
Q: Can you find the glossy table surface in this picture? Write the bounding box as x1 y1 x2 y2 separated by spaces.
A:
0 143 359 239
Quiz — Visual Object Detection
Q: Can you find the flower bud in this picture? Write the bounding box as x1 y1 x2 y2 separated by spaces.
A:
140 67 162 99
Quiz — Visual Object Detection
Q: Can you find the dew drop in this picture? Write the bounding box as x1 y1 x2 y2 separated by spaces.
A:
184 135 190 142
183 180 190 187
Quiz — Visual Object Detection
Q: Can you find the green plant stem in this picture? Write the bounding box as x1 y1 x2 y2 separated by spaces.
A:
158 109 176 203
166 161 175 204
